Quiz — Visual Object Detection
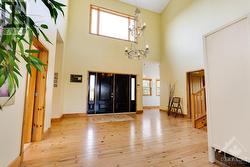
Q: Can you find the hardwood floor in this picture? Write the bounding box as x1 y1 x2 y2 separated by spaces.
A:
23 110 219 167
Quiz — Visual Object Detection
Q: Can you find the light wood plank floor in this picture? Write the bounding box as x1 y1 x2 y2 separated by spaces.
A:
23 110 219 167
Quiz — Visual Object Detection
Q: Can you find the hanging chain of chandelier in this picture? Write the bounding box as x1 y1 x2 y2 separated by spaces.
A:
125 8 149 60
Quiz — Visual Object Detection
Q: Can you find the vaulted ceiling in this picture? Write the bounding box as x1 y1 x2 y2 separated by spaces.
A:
120 0 170 13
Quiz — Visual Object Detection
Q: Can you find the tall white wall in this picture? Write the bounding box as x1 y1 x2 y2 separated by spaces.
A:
0 0 69 166
143 62 160 107
52 34 64 119
160 0 250 113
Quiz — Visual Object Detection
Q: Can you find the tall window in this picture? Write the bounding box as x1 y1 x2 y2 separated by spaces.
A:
143 79 152 96
89 74 96 101
131 77 136 101
156 80 160 96
90 5 135 41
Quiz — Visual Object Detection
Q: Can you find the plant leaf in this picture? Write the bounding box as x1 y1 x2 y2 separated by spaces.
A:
25 49 40 54
41 24 48 29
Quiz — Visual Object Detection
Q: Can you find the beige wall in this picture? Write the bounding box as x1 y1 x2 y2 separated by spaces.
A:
52 33 64 118
63 0 161 114
160 0 250 113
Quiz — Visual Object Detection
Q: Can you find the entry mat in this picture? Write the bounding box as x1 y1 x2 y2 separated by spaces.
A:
88 114 135 123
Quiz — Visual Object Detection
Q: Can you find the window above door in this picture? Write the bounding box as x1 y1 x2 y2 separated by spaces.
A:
90 5 135 41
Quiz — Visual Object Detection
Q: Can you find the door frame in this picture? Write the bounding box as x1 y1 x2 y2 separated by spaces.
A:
20 38 49 159
186 69 204 119
87 71 137 114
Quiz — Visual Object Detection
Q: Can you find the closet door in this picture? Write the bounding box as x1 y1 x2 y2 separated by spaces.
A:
205 17 250 161
115 74 130 112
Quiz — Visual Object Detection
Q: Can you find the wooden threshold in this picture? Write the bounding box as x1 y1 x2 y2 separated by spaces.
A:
136 110 143 114
143 106 160 110
51 113 87 122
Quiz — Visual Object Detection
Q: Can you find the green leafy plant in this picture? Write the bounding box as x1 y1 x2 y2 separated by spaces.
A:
0 0 65 109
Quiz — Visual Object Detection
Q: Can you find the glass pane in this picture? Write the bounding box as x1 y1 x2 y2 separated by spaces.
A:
89 75 96 101
157 88 160 96
143 88 150 95
99 11 129 40
91 9 98 34
157 81 160 87
156 80 160 96
131 78 135 101
143 80 150 87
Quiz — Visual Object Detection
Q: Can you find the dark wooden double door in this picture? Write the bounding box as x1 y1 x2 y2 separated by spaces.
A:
88 72 136 114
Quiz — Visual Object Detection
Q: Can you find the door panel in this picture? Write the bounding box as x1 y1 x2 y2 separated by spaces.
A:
32 51 48 142
95 73 114 114
115 75 129 113
188 70 206 129
190 72 204 94
23 52 38 143
190 71 205 116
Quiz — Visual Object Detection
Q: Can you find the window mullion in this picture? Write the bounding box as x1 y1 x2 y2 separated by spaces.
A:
90 5 134 41
128 17 130 41
97 9 100 35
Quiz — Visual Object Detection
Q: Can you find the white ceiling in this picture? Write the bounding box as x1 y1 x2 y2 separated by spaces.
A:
120 0 170 13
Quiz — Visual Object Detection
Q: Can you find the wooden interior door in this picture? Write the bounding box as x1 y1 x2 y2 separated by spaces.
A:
187 70 204 116
187 70 206 128
32 50 48 142
21 38 49 160
190 71 205 95
23 52 38 143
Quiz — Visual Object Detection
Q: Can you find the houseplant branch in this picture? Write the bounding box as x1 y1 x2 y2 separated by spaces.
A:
0 0 65 109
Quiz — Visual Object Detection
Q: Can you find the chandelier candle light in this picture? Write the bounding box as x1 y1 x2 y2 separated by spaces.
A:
125 8 149 60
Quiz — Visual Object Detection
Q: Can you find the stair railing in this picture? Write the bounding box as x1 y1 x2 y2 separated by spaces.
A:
191 87 206 128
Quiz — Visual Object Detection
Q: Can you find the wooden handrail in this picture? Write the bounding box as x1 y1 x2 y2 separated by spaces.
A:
192 87 205 96
191 87 207 128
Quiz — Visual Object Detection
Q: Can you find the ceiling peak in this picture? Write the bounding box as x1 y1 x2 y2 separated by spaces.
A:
120 0 170 13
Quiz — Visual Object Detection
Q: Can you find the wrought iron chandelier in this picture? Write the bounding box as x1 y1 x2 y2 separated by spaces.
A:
125 8 149 60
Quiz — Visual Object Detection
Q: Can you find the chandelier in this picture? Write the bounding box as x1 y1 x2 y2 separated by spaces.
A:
125 8 149 60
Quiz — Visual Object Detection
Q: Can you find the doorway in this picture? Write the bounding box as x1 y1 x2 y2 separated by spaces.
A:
186 69 207 129
142 62 160 109
21 38 48 152
88 72 136 114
